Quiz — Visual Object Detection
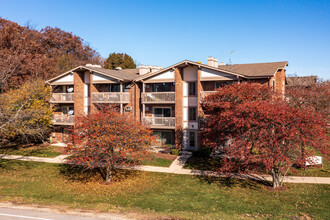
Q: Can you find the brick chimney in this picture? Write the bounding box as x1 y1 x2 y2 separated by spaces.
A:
139 65 163 75
207 57 218 68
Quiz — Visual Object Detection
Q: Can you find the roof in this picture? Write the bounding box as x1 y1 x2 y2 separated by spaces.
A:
86 66 140 81
135 60 288 81
217 61 288 77
46 66 140 83
47 60 289 84
286 76 317 87
135 60 246 81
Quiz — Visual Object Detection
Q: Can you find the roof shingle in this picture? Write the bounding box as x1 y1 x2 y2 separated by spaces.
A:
217 61 288 77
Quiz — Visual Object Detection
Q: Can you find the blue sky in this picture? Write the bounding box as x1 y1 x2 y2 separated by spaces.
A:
1 0 330 79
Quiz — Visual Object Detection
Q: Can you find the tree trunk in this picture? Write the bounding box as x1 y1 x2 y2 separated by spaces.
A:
271 168 280 188
104 165 112 182
99 165 112 182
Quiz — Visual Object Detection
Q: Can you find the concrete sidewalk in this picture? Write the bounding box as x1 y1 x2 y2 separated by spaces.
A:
1 154 330 185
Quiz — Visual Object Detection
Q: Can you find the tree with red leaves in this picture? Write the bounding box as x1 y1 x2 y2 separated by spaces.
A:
0 18 101 90
286 80 330 122
66 108 155 182
201 83 328 188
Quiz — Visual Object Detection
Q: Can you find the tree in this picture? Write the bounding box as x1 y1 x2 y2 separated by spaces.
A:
0 18 102 90
0 78 54 145
66 108 155 182
201 83 328 188
286 80 330 122
104 53 136 70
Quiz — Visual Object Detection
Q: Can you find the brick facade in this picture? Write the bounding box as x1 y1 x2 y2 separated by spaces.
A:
73 71 85 124
49 61 287 148
174 67 183 148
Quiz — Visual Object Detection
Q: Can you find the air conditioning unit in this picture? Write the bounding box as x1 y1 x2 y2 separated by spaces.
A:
125 106 132 111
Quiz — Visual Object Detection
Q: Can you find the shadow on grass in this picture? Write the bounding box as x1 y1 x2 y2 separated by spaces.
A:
185 156 272 189
195 174 271 190
59 164 138 183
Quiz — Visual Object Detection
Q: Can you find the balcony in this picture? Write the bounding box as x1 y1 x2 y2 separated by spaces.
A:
142 117 175 129
50 93 74 103
52 114 74 125
142 92 175 104
92 92 130 103
200 91 217 102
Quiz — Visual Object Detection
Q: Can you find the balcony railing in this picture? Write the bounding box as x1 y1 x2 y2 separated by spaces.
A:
200 91 217 102
142 92 175 103
142 117 175 129
92 92 130 103
52 114 74 125
50 93 74 103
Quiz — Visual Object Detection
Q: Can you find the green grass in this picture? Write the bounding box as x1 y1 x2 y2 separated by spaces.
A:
0 159 329 219
0 145 61 158
141 157 173 167
183 156 221 171
184 156 330 177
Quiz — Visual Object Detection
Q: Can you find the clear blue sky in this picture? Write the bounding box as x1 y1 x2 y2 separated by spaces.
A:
1 0 330 79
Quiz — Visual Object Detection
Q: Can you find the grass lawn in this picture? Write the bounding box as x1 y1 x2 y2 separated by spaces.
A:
0 159 329 219
184 156 330 177
140 152 176 167
0 143 62 158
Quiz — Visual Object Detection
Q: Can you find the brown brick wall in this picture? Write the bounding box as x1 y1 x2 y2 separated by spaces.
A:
74 71 85 126
90 74 98 114
174 67 183 149
269 68 286 94
127 82 141 121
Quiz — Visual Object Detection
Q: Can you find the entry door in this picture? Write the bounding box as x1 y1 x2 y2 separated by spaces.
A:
188 130 197 150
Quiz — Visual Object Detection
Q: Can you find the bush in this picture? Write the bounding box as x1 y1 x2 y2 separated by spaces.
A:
171 149 180 155
163 144 175 154
192 146 211 158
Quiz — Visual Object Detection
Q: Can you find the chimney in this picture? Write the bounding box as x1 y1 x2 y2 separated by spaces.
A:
86 64 102 68
207 57 218 68
139 65 163 75
219 62 225 66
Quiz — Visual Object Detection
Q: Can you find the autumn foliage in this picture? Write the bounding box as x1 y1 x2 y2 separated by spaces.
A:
0 78 53 145
66 108 155 182
201 83 329 188
0 18 101 89
286 80 330 121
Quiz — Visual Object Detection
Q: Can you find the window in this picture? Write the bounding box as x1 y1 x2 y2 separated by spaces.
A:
153 108 171 117
188 82 196 95
109 84 120 92
152 83 173 92
188 107 197 121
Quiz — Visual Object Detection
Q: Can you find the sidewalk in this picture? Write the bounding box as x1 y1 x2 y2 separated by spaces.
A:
1 154 330 185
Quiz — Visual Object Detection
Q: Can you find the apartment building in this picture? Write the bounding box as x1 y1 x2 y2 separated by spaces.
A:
47 57 288 150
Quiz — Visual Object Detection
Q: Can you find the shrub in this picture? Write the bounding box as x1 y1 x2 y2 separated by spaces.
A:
171 149 180 155
192 146 212 158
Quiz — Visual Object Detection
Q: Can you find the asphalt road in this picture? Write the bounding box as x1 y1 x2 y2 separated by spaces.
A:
0 207 128 220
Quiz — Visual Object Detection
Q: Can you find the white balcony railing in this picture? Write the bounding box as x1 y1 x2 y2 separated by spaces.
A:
142 92 175 103
50 93 74 103
142 117 175 129
52 114 74 125
200 91 217 102
92 92 130 103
